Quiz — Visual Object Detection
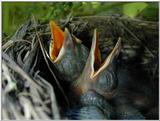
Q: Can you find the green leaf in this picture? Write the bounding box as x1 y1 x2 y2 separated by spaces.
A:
123 2 148 18
140 3 158 21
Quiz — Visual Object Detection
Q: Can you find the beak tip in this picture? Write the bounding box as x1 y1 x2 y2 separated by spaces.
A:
49 20 55 27
64 27 69 33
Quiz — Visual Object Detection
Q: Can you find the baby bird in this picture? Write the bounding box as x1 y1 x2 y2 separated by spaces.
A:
72 29 121 99
69 30 145 119
49 21 89 82
67 29 120 119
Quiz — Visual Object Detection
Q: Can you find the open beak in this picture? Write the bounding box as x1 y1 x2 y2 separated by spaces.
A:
92 30 121 78
81 29 121 79
49 20 74 63
73 29 121 95
49 20 64 61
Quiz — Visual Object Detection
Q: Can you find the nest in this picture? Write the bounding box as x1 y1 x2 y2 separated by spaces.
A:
2 16 158 119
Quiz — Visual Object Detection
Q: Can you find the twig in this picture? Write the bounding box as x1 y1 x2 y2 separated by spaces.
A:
36 75 60 119
2 39 31 51
2 53 42 92
74 15 158 24
118 21 154 58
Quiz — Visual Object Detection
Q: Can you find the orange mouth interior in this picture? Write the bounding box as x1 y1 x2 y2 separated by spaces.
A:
93 36 121 77
94 31 102 70
49 20 64 61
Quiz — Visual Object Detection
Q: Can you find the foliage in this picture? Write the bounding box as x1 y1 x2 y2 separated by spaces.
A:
2 2 159 36
123 3 148 18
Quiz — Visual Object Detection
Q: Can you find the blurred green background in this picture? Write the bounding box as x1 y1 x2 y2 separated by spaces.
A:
2 2 159 36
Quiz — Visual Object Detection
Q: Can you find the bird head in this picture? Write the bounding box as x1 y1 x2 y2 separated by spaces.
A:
49 20 79 63
49 20 89 82
72 29 121 97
